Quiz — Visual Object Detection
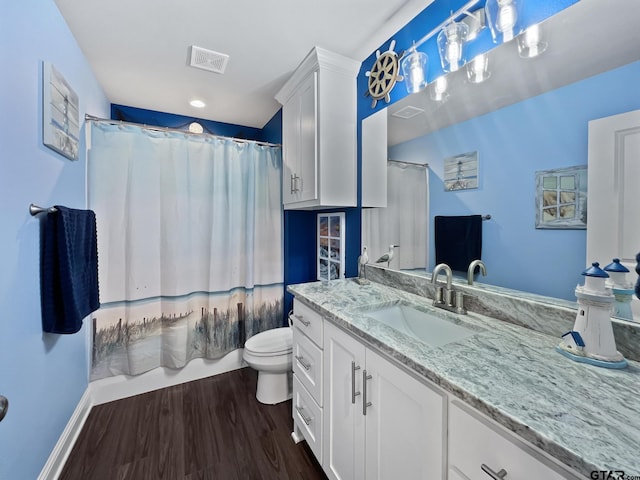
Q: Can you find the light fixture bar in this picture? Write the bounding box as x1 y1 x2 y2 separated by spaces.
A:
412 0 481 50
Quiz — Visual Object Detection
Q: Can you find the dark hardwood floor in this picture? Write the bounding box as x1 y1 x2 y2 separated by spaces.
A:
60 368 327 480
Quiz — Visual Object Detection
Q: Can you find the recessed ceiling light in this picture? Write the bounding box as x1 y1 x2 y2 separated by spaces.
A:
190 99 206 108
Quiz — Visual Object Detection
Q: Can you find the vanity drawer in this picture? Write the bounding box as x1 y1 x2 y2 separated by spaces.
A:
448 401 578 480
292 299 323 347
293 326 323 406
293 374 323 463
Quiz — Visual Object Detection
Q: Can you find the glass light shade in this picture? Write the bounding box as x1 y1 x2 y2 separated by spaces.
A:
401 49 428 93
485 0 521 44
430 76 449 102
517 24 548 58
466 53 491 83
437 21 469 73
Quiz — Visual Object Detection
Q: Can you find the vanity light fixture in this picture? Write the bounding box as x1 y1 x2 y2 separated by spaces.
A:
485 0 522 44
401 46 428 93
517 24 548 58
400 0 480 94
430 76 449 102
466 53 491 83
437 20 470 73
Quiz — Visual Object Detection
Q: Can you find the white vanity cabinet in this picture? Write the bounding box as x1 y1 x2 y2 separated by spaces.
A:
275 47 360 210
291 299 324 463
323 320 446 480
448 400 582 480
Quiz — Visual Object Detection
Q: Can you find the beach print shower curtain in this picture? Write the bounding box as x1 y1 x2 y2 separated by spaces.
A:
88 121 283 380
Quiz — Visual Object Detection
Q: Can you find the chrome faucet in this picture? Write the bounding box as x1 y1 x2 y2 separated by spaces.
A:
431 263 466 314
467 259 487 285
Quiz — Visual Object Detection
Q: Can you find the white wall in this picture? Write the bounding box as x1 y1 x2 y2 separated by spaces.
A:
0 2 109 478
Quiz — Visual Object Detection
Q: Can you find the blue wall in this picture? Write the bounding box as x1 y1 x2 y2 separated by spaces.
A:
0 2 110 478
389 60 640 300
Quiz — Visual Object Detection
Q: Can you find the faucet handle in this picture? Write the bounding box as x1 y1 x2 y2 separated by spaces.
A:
433 285 444 305
455 291 466 314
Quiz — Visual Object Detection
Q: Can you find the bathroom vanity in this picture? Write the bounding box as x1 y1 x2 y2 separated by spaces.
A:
288 278 640 480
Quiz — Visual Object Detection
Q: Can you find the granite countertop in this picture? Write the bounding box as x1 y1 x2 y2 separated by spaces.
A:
288 279 640 479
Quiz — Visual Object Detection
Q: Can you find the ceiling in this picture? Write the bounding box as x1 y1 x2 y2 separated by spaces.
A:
54 0 434 129
387 0 640 145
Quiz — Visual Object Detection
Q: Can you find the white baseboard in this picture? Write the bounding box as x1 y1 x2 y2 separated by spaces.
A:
39 350 246 479
38 388 93 480
89 349 246 405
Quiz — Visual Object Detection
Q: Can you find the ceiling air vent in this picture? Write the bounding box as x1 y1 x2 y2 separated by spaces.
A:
391 105 425 119
189 46 229 74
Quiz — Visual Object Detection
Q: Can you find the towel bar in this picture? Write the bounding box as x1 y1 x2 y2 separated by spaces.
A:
29 204 57 216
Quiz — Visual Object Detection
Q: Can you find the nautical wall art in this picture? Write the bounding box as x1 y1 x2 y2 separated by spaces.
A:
444 151 478 191
535 165 587 229
43 62 80 160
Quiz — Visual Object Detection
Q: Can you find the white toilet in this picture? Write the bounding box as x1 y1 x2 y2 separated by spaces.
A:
243 327 293 404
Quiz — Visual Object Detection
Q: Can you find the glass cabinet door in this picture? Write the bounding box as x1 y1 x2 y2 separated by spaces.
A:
318 212 345 281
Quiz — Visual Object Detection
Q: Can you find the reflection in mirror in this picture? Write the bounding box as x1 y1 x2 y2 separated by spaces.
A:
361 0 640 321
362 160 428 272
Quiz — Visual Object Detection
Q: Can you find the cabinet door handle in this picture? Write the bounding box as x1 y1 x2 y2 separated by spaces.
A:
481 464 508 479
290 174 296 194
362 369 372 415
351 361 361 404
295 355 311 371
295 405 312 425
295 314 310 327
295 174 301 193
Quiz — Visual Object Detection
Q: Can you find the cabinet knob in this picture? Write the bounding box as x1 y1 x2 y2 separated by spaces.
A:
481 464 508 479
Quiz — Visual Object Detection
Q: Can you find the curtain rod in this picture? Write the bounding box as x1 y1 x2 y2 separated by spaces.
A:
388 159 429 168
85 115 281 148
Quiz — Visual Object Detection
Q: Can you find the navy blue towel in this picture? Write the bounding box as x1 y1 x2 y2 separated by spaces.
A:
434 215 482 273
40 206 100 334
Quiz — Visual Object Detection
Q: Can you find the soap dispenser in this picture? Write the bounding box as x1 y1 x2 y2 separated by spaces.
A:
557 262 627 369
603 258 634 322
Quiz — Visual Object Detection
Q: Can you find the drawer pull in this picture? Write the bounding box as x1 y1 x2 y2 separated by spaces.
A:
295 314 310 327
481 464 507 479
351 361 361 404
295 405 312 425
362 369 372 415
295 355 311 371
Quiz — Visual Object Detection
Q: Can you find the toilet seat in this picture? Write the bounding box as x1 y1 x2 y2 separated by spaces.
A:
244 327 292 356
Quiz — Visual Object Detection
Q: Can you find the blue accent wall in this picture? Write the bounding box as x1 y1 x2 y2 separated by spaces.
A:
0 2 110 478
389 60 640 301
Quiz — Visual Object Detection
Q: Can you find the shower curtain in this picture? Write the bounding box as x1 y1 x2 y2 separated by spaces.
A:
87 121 283 380
362 162 429 272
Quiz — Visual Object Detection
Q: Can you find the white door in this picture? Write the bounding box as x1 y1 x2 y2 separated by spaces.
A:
364 348 446 480
323 321 366 480
587 109 640 318
298 71 318 203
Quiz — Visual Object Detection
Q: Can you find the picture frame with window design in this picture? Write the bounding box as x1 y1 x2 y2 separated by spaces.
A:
535 165 587 229
317 212 345 281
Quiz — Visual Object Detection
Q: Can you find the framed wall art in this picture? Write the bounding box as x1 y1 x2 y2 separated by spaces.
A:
43 62 80 160
444 151 478 191
535 165 587 229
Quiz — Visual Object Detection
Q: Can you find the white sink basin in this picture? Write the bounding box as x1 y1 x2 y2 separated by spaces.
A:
364 304 475 348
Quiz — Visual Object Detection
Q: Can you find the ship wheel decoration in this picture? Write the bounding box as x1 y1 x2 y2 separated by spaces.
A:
365 39 404 108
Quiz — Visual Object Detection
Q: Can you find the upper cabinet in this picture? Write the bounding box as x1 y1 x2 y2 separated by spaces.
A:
275 47 360 210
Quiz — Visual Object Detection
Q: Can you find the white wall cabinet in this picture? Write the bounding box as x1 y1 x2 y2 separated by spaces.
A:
275 47 360 210
323 321 446 480
361 108 388 208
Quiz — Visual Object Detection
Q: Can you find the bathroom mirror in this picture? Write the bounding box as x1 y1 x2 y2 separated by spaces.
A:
362 0 640 320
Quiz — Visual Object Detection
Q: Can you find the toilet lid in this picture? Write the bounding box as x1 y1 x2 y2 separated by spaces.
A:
244 327 292 355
